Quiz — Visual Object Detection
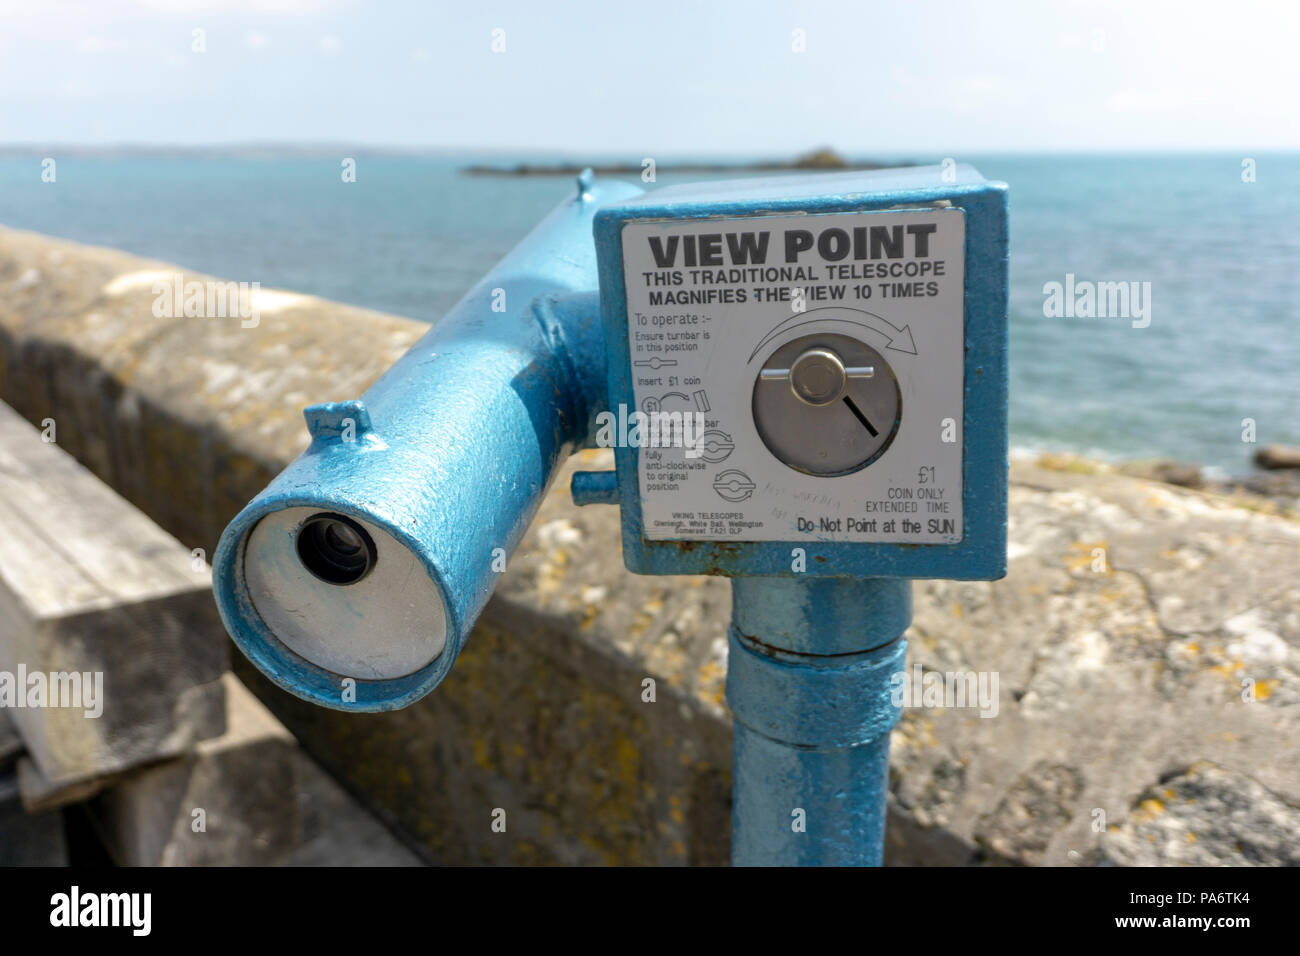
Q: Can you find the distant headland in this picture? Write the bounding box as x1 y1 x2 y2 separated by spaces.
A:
462 147 905 177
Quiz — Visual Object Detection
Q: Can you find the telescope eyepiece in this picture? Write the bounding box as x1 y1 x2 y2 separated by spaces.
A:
296 512 376 585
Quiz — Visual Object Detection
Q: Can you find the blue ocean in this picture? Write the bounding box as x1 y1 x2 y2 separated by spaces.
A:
1 151 1295 474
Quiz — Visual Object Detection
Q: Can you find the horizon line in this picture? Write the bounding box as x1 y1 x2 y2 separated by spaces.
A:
0 142 1295 159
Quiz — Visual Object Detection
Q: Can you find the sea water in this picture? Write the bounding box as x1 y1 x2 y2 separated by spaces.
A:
1 150 1295 473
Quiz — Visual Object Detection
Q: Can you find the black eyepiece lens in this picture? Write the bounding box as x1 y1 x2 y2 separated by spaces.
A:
296 513 376 585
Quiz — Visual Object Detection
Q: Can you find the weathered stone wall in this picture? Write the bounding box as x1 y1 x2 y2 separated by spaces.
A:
3 225 1296 866
0 226 422 557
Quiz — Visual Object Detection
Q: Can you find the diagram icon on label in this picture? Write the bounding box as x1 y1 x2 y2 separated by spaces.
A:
696 430 735 464
713 469 756 502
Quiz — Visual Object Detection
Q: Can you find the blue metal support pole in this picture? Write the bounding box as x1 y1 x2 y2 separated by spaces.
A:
726 576 910 866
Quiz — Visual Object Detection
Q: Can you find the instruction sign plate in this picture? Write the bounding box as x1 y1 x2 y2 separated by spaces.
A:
620 208 966 544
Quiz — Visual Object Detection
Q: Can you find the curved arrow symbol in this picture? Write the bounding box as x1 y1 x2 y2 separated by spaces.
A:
747 306 917 364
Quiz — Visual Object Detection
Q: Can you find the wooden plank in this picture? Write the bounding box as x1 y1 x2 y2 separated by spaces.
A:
88 676 422 866
0 401 227 803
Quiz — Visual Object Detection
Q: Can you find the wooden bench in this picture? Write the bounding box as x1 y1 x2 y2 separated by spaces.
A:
0 401 227 809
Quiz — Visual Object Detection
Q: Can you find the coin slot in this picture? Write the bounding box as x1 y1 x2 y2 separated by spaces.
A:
752 331 901 477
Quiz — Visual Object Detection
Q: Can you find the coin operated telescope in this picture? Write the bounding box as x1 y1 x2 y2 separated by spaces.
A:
214 165 1008 866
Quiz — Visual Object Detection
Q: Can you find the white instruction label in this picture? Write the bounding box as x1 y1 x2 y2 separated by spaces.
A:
620 208 965 544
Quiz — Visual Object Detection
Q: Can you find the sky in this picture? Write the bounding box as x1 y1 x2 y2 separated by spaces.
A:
1 0 1297 155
